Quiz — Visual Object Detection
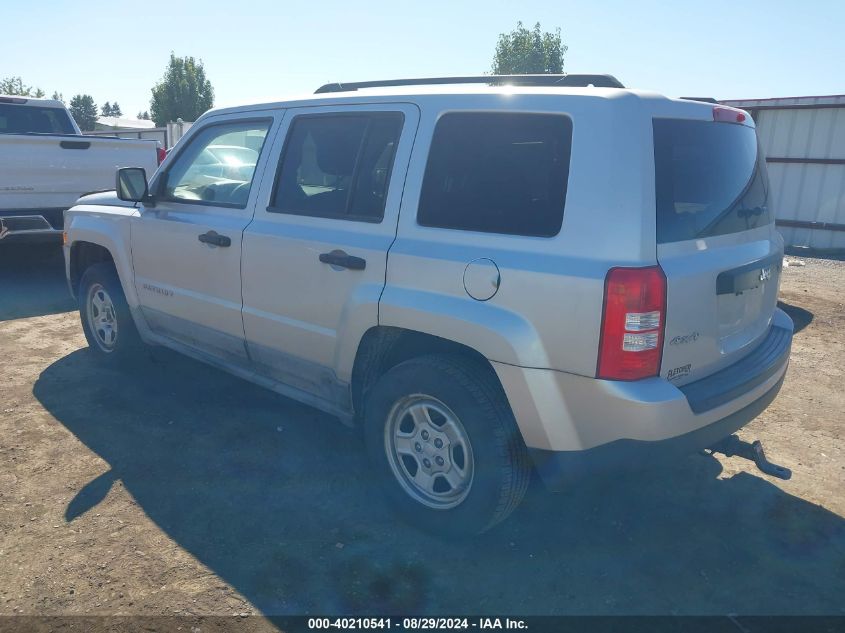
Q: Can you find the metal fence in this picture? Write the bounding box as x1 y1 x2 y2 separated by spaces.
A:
83 120 193 150
722 95 845 251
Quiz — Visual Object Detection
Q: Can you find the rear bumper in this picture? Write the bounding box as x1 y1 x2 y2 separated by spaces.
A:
0 209 65 244
493 308 793 490
529 372 786 490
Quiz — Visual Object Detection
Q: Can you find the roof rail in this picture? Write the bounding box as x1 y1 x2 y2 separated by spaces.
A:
314 74 625 94
680 97 719 104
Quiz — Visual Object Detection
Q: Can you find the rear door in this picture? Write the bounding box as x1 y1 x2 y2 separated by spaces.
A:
241 103 418 407
654 113 782 385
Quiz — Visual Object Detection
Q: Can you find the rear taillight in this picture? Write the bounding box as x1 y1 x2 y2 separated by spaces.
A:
597 266 667 381
157 147 167 165
713 105 747 124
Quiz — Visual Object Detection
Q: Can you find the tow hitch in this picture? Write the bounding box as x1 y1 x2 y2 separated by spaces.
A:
706 435 792 480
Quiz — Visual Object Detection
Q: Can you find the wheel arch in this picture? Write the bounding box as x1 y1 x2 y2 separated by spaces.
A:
65 207 138 307
69 241 115 297
350 326 505 423
66 211 154 342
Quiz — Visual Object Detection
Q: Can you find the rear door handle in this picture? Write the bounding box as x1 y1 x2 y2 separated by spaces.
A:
198 230 231 247
319 249 366 270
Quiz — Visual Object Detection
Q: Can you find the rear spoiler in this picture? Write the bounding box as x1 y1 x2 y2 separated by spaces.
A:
679 97 719 104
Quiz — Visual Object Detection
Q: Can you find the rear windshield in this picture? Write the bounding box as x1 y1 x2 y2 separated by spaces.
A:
653 119 770 243
0 103 76 135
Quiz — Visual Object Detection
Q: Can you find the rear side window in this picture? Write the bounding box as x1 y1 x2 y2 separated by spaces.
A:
0 103 75 135
653 119 770 243
418 112 572 237
270 113 404 222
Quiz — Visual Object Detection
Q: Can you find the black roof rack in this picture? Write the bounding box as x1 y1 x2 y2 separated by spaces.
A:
679 97 719 104
315 74 624 94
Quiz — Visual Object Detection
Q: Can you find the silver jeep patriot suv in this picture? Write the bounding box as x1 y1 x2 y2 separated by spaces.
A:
64 75 793 536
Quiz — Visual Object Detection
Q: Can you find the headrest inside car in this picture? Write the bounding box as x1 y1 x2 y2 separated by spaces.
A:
312 124 362 176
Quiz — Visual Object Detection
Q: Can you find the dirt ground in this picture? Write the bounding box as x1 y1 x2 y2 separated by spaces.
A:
1 244 843 620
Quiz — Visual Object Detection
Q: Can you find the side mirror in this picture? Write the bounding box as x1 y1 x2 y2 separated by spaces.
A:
116 167 150 203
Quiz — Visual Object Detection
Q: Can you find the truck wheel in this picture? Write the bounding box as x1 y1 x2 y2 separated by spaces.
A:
79 262 143 362
364 354 530 537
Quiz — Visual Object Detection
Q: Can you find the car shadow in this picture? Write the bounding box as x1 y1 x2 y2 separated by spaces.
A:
0 244 76 321
777 300 813 335
33 349 845 615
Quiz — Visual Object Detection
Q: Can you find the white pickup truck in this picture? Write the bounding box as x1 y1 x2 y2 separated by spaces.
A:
0 95 161 244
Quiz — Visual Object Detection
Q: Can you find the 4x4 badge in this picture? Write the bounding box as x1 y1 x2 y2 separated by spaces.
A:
759 266 772 282
670 332 699 345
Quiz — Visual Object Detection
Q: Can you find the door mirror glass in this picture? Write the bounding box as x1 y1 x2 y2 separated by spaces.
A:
116 167 150 202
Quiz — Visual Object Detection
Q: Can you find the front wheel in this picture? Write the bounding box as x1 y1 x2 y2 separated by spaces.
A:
78 262 143 362
364 354 531 537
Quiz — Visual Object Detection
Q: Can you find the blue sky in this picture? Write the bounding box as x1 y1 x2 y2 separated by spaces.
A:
3 0 842 117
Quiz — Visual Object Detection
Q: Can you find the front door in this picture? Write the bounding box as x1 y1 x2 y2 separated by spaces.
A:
131 115 276 363
241 104 419 409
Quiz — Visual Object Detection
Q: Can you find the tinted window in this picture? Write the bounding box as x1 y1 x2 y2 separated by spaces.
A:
162 120 270 208
271 113 403 222
0 104 75 135
418 113 572 237
654 119 771 243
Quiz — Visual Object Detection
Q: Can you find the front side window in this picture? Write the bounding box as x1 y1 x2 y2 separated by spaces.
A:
418 112 573 237
162 120 271 208
270 113 404 222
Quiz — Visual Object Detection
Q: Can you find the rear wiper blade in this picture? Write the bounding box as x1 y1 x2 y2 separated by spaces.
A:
737 206 765 218
696 205 767 237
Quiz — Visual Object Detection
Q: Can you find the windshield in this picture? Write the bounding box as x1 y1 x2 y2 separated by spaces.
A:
653 118 771 243
0 103 76 135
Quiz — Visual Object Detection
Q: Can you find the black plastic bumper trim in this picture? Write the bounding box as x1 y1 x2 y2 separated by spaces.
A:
680 324 792 414
0 207 65 229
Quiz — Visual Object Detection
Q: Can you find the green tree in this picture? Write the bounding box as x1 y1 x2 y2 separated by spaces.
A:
491 22 567 75
69 94 98 131
51 91 64 103
137 110 151 120
0 76 45 97
99 102 124 117
150 53 214 125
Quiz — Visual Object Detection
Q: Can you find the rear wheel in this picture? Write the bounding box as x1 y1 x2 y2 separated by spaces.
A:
79 262 143 362
364 354 530 537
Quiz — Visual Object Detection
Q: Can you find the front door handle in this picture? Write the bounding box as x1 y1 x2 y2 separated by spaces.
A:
198 230 231 247
319 249 366 270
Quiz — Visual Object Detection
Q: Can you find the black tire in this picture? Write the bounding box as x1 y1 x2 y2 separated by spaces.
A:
364 354 531 537
78 262 144 362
